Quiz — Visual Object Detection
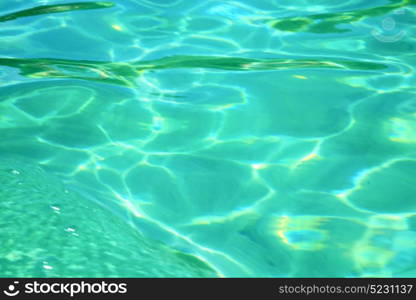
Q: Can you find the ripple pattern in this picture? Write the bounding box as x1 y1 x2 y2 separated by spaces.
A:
0 0 415 277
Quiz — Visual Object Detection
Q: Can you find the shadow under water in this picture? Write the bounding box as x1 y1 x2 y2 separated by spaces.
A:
268 0 415 33
0 1 115 23
0 55 389 88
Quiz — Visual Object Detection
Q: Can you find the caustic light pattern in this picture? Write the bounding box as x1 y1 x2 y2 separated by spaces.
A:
0 0 416 277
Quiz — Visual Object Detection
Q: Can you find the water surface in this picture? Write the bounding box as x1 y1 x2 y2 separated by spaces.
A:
1 0 416 277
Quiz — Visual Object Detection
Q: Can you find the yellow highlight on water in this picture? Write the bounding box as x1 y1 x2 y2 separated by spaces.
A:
112 24 122 31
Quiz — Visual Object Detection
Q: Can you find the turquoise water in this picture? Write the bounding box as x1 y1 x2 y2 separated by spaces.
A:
0 0 416 277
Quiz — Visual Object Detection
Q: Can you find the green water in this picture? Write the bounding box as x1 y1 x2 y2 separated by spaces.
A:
0 0 415 277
